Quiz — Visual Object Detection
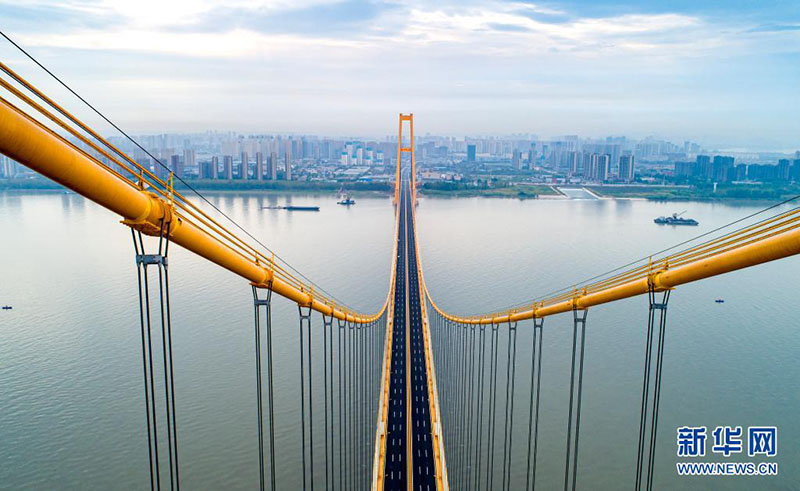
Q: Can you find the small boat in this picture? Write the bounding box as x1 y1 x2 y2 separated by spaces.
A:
715 299 725 304
2 305 12 310
337 186 356 206
262 205 320 211
654 211 698 226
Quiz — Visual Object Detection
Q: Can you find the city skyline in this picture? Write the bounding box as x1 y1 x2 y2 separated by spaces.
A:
1 0 798 150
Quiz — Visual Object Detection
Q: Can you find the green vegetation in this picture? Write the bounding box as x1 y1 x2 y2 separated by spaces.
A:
587 184 800 202
420 181 556 199
0 178 63 190
178 179 391 194
1 176 392 194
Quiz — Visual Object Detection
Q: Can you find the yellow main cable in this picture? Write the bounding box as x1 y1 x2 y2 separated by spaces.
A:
0 62 360 312
0 68 389 322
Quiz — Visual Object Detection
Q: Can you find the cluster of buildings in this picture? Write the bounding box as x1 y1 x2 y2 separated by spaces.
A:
674 153 800 183
2 129 798 190
110 133 397 182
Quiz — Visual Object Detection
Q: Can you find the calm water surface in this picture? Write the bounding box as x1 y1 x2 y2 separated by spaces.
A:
1 191 798 489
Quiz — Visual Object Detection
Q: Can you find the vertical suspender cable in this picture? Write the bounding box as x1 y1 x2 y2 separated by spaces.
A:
525 318 544 491
307 313 314 490
571 313 587 491
646 290 670 491
133 230 157 491
564 313 578 491
252 286 266 491
157 256 176 489
474 324 486 490
348 322 354 490
486 322 500 490
354 324 360 488
265 294 276 490
159 230 180 491
564 309 588 491
323 315 331 491
337 318 346 491
252 285 276 490
635 292 657 490
131 220 179 491
457 320 465 487
466 324 476 491
361 323 365 487
298 307 308 491
502 321 518 491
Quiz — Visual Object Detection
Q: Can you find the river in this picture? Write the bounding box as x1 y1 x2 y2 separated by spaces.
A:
1 191 797 489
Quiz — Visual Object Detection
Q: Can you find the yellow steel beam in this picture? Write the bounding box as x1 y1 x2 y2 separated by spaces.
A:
427 223 800 324
372 182 402 490
0 97 384 323
410 191 448 490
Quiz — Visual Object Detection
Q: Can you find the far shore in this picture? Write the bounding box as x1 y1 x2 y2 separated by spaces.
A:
3 178 798 205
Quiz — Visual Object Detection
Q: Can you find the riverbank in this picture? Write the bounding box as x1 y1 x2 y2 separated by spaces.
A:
586 184 800 203
419 182 558 199
0 177 392 196
5 177 799 204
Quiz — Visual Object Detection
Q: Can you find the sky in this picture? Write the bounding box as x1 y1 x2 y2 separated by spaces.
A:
1 0 799 150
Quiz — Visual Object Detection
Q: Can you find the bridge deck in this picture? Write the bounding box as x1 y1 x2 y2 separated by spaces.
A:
379 181 443 490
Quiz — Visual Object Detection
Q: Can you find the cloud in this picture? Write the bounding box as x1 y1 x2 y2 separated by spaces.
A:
16 28 368 58
2 0 797 146
747 23 800 33
487 22 532 32
184 0 397 36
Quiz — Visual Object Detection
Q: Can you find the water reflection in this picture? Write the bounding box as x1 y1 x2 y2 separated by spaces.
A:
1 191 798 489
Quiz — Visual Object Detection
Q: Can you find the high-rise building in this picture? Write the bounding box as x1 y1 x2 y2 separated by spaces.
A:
285 152 292 180
619 155 635 182
210 156 219 179
467 144 476 162
169 154 183 179
223 155 234 180
712 155 734 182
674 161 696 177
269 152 278 180
256 152 265 181
733 164 747 181
567 151 579 176
183 149 196 173
1 156 19 178
512 150 522 170
597 154 610 181
777 159 791 181
585 153 609 181
345 142 354 165
240 152 249 179
696 155 712 180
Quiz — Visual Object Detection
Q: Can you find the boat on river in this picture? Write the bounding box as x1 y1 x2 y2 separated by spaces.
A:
654 211 698 226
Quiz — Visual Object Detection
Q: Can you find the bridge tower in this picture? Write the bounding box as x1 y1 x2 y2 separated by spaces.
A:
395 113 415 204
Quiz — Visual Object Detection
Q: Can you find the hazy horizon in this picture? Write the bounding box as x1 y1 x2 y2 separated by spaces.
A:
2 0 798 151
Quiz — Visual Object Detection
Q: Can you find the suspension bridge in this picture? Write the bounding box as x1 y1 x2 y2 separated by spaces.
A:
2 46 800 490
